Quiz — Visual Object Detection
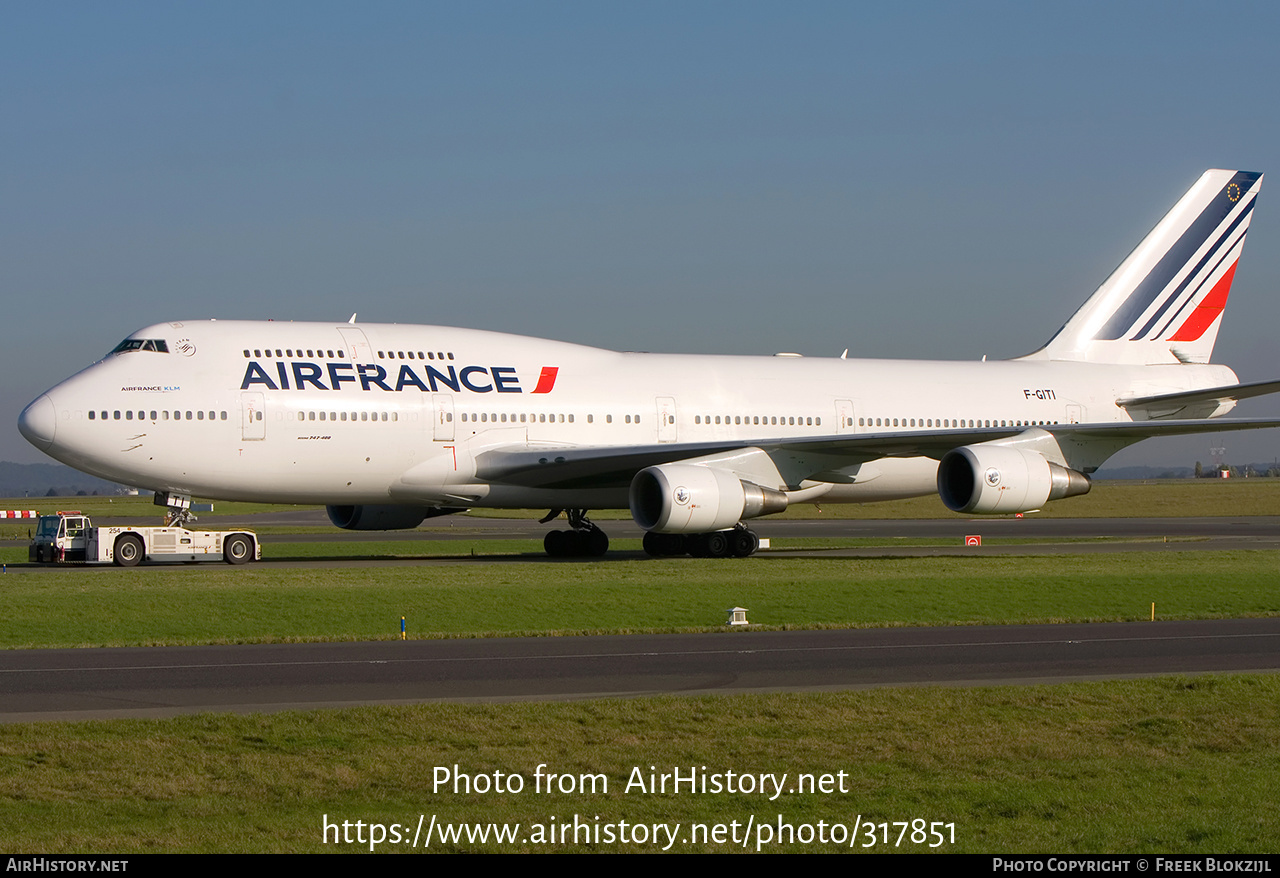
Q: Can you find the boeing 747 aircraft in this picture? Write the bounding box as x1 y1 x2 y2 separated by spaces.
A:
19 169 1280 557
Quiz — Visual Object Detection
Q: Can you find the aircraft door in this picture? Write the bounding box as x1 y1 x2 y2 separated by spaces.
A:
656 397 677 443
433 393 455 441
338 327 373 363
1066 404 1085 424
835 399 856 433
241 392 266 440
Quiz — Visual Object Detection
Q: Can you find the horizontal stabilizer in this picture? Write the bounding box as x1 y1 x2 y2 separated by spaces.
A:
1117 379 1280 419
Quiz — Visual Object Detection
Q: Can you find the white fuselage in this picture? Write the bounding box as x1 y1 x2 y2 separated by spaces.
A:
22 320 1237 510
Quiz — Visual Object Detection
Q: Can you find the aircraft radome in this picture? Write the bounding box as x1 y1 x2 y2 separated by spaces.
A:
19 169 1280 558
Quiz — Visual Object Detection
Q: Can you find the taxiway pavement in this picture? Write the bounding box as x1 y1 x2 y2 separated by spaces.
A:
2 618 1277 722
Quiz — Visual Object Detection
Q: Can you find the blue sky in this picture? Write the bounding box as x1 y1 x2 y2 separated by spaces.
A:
5 2 1280 469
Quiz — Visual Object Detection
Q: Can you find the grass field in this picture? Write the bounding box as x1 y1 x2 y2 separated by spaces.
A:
4 484 1279 853
2 676 1277 852
3 551 1279 649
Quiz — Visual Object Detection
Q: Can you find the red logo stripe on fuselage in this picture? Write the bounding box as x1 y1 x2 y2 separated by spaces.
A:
531 366 559 394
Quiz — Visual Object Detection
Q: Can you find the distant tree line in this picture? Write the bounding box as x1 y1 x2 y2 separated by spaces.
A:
1193 461 1280 478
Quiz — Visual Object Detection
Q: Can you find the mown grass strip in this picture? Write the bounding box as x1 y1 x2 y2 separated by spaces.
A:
5 552 1279 649
1 675 1277 852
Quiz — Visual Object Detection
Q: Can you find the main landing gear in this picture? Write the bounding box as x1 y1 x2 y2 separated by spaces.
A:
539 511 762 559
542 508 609 558
643 524 761 558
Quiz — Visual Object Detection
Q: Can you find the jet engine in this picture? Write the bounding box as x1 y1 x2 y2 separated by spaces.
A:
326 505 457 530
629 464 787 533
937 445 1091 514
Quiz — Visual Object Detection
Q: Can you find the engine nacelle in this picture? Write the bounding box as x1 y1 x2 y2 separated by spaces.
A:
629 464 787 533
326 505 457 530
937 445 1091 514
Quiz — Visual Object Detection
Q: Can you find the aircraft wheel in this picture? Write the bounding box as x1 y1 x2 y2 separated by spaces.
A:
584 528 609 557
643 532 685 557
666 533 689 556
731 529 760 557
113 534 143 567
686 534 710 557
544 530 567 557
564 530 588 556
704 531 731 558
224 534 254 565
642 531 663 556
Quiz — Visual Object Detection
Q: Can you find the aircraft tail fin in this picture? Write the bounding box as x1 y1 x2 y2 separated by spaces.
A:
1024 169 1262 365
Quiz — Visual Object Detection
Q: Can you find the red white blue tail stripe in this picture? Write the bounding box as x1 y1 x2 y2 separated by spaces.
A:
1028 170 1262 365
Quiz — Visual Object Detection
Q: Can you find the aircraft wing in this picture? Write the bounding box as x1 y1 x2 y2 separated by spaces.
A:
472 417 1280 491
1117 379 1280 419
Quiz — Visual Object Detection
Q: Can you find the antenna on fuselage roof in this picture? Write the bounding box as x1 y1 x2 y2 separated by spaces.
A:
348 313 358 324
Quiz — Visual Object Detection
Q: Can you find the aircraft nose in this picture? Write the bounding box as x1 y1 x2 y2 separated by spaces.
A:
18 394 57 452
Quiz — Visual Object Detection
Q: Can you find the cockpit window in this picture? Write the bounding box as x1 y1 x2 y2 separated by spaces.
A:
111 339 169 354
